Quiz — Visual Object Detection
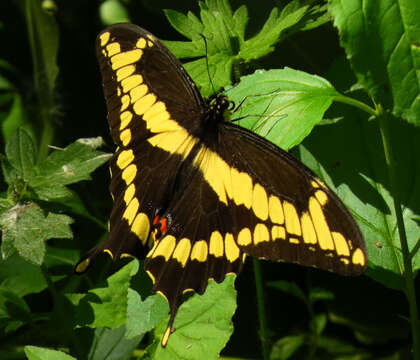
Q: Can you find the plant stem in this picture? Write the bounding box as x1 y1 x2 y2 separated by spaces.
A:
253 258 269 360
378 111 420 359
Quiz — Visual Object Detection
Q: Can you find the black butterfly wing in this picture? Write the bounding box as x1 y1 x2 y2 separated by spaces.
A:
76 24 204 271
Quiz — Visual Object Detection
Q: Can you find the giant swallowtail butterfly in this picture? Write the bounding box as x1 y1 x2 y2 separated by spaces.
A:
75 23 367 346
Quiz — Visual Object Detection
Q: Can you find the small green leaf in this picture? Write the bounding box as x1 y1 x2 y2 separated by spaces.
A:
270 334 306 360
24 346 76 360
0 288 32 322
227 68 339 150
5 128 36 181
309 313 327 335
308 287 335 304
30 138 111 189
125 291 168 339
99 0 130 25
0 202 73 265
89 326 142 360
266 280 307 305
152 275 237 360
71 260 138 329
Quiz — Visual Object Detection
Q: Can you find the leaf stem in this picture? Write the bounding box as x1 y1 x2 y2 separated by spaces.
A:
378 110 420 359
333 95 377 117
252 258 270 360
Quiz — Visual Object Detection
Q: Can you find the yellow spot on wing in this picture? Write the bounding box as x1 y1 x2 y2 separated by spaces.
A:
152 235 176 260
116 149 134 169
269 195 284 225
122 164 137 185
283 201 302 236
136 37 147 49
231 167 252 209
123 183 135 204
120 129 132 146
148 130 197 157
116 65 135 82
271 225 285 240
290 237 300 244
332 232 350 256
106 42 121 57
352 248 365 266
315 190 328 206
120 111 133 130
209 231 224 257
190 240 208 262
103 249 114 259
123 197 139 225
131 213 150 245
130 84 148 103
145 111 172 133
301 212 317 244
172 238 191 267
121 75 143 93
253 183 269 221
99 32 110 46
309 197 334 250
120 94 130 111
253 223 269 245
311 180 320 188
75 258 90 273
111 49 143 70
237 227 252 246
225 233 239 262
133 93 157 115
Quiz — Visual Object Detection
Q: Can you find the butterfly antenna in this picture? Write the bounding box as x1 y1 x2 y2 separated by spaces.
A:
200 34 217 96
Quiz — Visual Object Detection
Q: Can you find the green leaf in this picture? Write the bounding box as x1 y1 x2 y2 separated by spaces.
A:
125 291 168 339
0 202 73 265
308 287 335 304
270 335 306 360
88 326 142 360
0 255 47 296
99 0 130 25
5 127 36 181
329 0 420 124
1 94 28 141
0 288 32 323
30 138 111 190
71 260 138 329
309 313 327 335
266 280 307 305
24 346 76 360
300 112 420 290
152 275 237 360
227 68 339 150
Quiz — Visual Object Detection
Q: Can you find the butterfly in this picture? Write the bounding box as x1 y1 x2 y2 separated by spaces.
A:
75 23 367 347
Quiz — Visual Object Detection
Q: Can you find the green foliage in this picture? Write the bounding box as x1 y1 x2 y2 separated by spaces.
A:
0 0 419 359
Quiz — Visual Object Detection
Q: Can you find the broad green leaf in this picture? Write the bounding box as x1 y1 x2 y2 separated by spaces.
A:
30 138 111 189
0 202 73 265
300 113 420 290
24 346 76 360
227 68 340 150
88 326 142 360
71 260 138 329
329 0 420 124
125 291 168 339
270 335 305 360
5 127 36 181
2 94 28 141
152 275 237 360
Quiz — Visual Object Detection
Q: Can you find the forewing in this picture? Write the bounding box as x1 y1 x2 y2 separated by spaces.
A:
76 24 203 272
